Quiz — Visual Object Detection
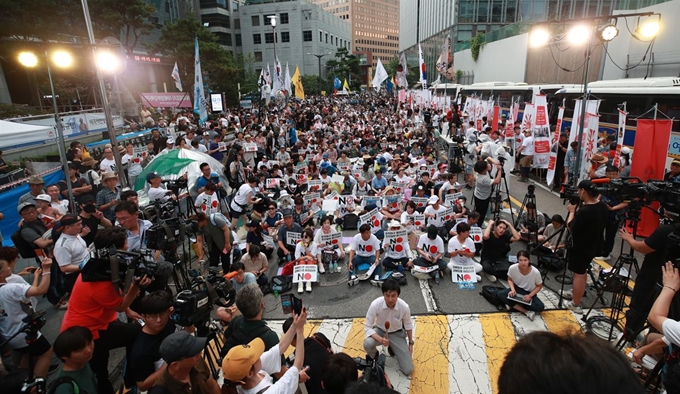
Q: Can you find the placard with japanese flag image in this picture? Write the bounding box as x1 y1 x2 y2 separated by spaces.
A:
319 232 342 248
243 142 258 152
266 178 280 189
360 207 382 233
292 264 318 283
383 230 409 255
407 213 425 228
436 206 454 223
307 180 323 192
450 264 478 283
411 197 428 210
444 192 463 207
304 192 320 209
295 173 308 185
469 227 484 243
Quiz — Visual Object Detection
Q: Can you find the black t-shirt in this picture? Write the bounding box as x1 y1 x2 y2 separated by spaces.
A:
151 136 167 154
481 231 512 261
79 215 101 246
128 320 176 385
303 333 332 394
59 177 90 204
568 201 608 258
642 224 677 270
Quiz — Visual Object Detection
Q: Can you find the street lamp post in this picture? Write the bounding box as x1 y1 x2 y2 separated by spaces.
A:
307 52 331 95
268 16 281 92
80 0 127 187
18 51 76 212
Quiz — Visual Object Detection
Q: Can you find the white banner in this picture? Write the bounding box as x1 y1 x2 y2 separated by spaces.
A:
532 95 551 169
613 109 627 168
568 100 601 144
579 112 600 181
546 106 565 186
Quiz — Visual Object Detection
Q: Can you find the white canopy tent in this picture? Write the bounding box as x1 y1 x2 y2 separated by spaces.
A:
0 120 55 149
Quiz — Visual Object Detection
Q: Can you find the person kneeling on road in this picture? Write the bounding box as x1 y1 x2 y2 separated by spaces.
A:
363 279 414 376
413 225 447 283
222 308 309 394
497 250 545 321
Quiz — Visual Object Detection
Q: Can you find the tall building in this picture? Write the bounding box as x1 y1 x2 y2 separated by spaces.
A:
199 0 245 57
311 0 400 69
240 0 351 79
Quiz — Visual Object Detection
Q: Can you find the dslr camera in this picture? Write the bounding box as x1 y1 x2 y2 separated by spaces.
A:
354 354 388 386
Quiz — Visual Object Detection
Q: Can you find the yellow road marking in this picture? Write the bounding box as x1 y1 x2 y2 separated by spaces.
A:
340 317 370 358
410 315 450 394
283 319 323 358
480 313 516 394
541 309 581 334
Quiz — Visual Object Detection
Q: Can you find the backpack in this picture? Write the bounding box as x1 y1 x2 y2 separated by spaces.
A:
221 315 274 358
47 376 80 394
480 285 506 311
341 213 359 230
391 272 407 286
270 275 293 293
11 221 47 259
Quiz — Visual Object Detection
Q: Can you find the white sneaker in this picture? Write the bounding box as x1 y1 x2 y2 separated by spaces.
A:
525 311 536 321
476 274 482 282
318 262 326 274
595 255 611 261
298 282 304 293
305 281 312 292
485 273 497 283
565 300 583 314
560 289 573 300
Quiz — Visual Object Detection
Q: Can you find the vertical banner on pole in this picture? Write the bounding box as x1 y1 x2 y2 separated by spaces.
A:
568 100 601 144
613 109 627 168
630 119 673 237
546 106 565 186
579 112 600 182
532 94 551 169
491 106 500 132
521 103 534 132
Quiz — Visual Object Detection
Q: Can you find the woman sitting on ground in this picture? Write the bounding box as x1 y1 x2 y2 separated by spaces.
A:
497 250 545 321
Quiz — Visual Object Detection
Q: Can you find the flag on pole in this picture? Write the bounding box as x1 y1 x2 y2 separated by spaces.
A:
343 78 350 92
258 69 269 100
372 58 388 90
386 77 394 93
418 44 427 88
292 65 304 99
272 59 282 93
265 64 272 85
613 108 627 167
284 63 292 93
546 106 565 186
193 37 208 124
396 52 409 88
171 62 183 91
436 36 454 80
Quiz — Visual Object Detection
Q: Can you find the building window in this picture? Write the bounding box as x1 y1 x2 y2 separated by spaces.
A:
264 14 274 25
232 1 238 10
202 13 230 29
235 34 242 46
319 31 323 42
303 30 312 42
253 33 261 44
265 32 275 44
216 32 232 46
254 52 263 62
335 37 338 46
280 12 289 24
325 33 328 43
251 15 260 26
234 18 240 29
281 31 290 43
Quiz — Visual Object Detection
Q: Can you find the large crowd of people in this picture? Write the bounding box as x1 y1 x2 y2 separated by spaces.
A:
1 92 678 394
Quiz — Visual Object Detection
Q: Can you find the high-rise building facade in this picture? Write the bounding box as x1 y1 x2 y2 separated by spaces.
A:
199 0 244 56
311 0 400 69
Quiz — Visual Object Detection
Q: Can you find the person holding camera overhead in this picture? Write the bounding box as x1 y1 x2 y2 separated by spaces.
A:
61 228 153 394
0 256 54 378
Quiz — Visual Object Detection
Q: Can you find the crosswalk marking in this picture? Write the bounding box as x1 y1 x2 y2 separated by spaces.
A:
447 315 492 394
479 314 516 394
411 315 448 393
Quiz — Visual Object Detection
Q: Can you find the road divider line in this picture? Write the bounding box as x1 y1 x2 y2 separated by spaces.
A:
480 313 516 394
410 315 450 394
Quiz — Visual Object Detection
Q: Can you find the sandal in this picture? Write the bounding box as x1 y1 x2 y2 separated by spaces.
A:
53 300 68 310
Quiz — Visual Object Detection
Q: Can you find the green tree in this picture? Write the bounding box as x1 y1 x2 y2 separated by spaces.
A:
150 15 241 105
90 0 156 54
325 47 361 90
385 56 399 78
235 53 258 98
301 75 323 96
0 0 82 43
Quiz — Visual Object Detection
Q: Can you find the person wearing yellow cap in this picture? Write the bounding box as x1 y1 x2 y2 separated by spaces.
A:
222 309 309 394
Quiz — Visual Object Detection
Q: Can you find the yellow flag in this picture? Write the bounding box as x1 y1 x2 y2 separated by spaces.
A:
292 66 305 99
343 78 350 92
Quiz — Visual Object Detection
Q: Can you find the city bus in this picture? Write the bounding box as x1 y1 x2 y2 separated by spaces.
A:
554 78 680 165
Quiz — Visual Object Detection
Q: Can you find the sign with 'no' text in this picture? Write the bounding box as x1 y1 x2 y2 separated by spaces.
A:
293 264 318 283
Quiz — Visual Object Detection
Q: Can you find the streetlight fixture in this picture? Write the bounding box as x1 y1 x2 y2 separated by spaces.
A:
528 12 660 187
17 50 76 211
307 52 332 94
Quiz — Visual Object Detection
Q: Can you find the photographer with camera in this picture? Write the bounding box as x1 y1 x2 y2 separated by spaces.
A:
363 279 414 376
0 256 54 378
562 180 608 314
61 227 153 394
115 201 159 258
222 308 308 394
78 195 113 246
190 212 237 274
473 159 503 224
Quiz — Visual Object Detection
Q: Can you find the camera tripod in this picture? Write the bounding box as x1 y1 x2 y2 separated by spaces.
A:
583 209 641 342
0 311 47 394
513 184 540 245
489 161 514 222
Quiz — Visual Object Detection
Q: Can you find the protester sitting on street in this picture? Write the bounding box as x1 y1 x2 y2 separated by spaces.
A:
245 220 273 257
348 224 382 284
381 220 413 273
277 210 303 265
423 195 449 240
262 201 284 239
228 262 258 293
314 215 345 273
294 228 319 293
480 219 521 283
540 214 567 255
414 225 447 284
381 186 403 221
497 250 545 321
53 326 97 394
240 245 269 288
516 202 546 244
447 222 482 282
401 201 422 250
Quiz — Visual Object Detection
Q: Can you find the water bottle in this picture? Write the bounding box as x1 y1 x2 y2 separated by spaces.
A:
273 289 279 298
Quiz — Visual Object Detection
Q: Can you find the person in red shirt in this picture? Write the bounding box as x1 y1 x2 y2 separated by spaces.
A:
60 227 152 394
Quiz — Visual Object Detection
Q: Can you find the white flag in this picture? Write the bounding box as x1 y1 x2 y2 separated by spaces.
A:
284 63 292 93
193 37 208 124
265 64 272 85
171 61 182 91
272 58 283 93
372 58 388 90
396 52 408 88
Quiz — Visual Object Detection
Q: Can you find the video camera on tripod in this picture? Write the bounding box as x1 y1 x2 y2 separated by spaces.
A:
172 267 236 329
162 177 188 196
81 246 173 289
353 354 388 386
142 199 200 251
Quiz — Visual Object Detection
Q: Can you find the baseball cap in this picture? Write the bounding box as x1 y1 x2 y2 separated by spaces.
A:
159 331 207 364
282 209 293 218
35 194 51 203
146 172 161 183
57 213 81 229
222 338 265 383
388 219 401 228
166 138 175 145
17 202 36 214
428 195 439 205
28 176 44 185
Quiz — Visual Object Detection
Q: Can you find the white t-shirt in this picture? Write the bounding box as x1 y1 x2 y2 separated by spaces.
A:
350 233 381 257
148 186 171 202
393 175 412 185
0 282 42 349
123 154 143 176
100 158 117 173
521 136 535 156
53 234 89 271
447 236 476 265
507 263 542 293
237 345 299 394
474 172 494 200
295 241 318 259
417 234 444 259
383 236 411 259
424 204 447 227
195 192 220 215
231 183 254 212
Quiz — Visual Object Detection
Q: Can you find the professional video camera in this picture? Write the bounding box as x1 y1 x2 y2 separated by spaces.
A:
81 246 173 286
559 184 580 205
145 216 199 251
353 354 388 386
162 177 188 196
172 268 235 328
